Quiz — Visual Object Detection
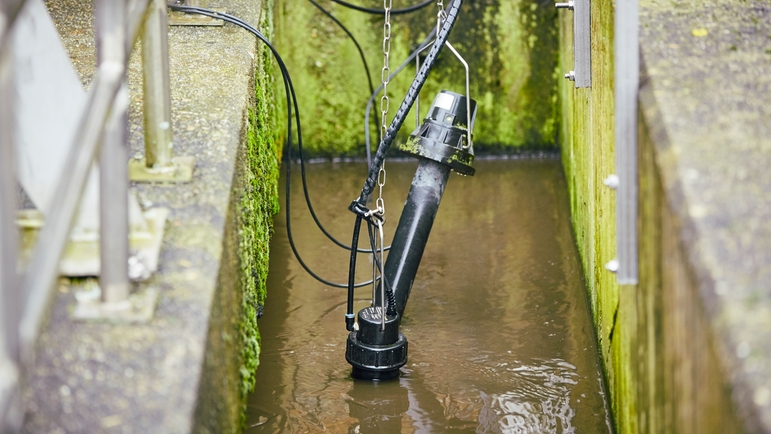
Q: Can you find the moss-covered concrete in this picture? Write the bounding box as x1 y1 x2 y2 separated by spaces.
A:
274 0 560 156
25 1 281 432
236 30 281 402
558 0 619 425
560 0 771 431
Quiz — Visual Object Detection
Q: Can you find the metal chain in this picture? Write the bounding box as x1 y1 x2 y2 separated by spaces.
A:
376 0 393 217
437 0 446 25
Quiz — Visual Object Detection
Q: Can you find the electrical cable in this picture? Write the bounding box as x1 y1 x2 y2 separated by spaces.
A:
345 216 363 329
170 5 384 255
329 0 434 15
347 0 463 307
367 223 396 316
354 0 463 207
296 0 397 253
168 1 465 289
167 4 376 288
364 29 435 167
304 0 379 135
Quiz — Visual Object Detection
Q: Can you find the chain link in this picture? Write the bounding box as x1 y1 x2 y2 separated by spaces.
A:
437 0 446 24
376 0 393 217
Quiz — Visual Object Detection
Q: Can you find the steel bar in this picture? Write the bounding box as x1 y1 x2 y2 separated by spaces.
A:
126 0 152 51
96 0 130 303
18 63 124 359
0 24 18 370
614 0 640 283
142 0 173 169
0 30 21 434
573 0 591 88
99 80 131 304
443 42 472 149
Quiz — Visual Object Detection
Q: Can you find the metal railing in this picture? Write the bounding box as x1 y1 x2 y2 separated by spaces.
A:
0 0 182 429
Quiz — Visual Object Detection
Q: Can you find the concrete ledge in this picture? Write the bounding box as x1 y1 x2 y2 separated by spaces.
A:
559 0 771 431
639 0 771 431
23 1 278 432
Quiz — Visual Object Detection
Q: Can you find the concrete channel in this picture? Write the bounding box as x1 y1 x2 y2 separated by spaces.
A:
8 0 771 432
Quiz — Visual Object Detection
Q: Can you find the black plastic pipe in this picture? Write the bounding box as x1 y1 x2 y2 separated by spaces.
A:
377 159 451 319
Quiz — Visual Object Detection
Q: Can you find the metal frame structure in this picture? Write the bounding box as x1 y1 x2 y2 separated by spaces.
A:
612 0 640 284
556 0 591 88
0 0 183 429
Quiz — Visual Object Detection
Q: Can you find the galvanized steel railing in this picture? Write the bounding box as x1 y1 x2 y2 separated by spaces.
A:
0 0 180 429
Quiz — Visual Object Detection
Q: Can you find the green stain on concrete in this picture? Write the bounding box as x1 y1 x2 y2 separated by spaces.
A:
237 8 282 406
275 0 559 156
558 0 620 430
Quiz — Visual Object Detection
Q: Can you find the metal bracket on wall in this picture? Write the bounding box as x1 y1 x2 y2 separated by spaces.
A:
169 0 224 26
556 0 591 88
607 0 640 284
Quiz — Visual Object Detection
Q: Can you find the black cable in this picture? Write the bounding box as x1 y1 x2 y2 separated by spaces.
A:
295 0 396 253
305 0 380 136
364 29 436 167
329 0 434 15
167 4 376 288
354 0 463 207
367 222 397 316
345 216 363 330
170 6 382 255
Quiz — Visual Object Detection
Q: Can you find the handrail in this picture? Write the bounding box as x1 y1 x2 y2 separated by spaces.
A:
18 62 125 357
0 11 22 428
0 2 29 429
19 0 156 361
0 0 168 430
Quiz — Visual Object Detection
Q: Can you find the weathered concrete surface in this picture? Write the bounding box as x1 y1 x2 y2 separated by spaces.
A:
639 0 771 431
561 0 771 432
23 1 279 432
274 0 560 156
557 0 618 424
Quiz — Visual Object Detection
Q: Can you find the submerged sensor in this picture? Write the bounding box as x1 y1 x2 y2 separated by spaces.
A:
346 90 478 380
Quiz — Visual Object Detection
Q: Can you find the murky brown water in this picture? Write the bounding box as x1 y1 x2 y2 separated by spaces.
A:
246 159 611 433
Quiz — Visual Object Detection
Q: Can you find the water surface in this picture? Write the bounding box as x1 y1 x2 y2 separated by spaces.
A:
246 159 610 433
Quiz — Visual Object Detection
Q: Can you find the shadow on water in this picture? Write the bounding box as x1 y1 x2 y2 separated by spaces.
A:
246 159 611 433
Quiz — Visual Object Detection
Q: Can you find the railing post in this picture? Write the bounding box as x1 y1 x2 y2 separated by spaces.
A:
99 82 131 305
0 24 22 432
70 0 162 321
142 0 172 170
129 0 195 182
95 0 130 305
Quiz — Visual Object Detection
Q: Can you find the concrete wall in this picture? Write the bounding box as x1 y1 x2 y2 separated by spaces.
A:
560 0 771 432
27 1 281 432
557 0 618 420
274 0 560 156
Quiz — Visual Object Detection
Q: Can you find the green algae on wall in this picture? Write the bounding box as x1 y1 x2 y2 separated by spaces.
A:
558 0 748 431
274 0 560 156
238 22 282 404
558 0 620 431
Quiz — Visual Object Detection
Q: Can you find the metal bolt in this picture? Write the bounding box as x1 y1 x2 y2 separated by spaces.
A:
605 259 619 273
555 0 574 9
564 71 576 81
603 174 619 190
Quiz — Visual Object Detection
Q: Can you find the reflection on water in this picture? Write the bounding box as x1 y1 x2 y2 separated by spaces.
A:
477 360 579 434
246 159 610 433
